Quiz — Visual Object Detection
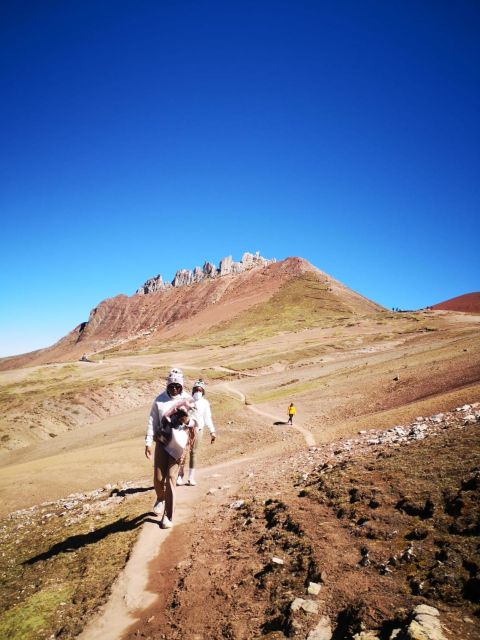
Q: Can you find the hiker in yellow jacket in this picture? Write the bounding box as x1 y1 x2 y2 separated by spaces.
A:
287 402 296 425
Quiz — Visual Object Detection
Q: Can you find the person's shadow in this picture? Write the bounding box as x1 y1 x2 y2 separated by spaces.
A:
110 486 153 497
273 421 288 425
23 512 157 565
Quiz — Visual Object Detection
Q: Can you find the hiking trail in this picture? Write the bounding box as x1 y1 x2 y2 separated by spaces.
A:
218 381 316 448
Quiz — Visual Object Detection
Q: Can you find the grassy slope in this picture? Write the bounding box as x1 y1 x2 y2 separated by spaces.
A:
158 272 383 352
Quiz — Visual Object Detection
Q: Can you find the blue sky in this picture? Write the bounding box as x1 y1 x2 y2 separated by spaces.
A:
1 1 479 357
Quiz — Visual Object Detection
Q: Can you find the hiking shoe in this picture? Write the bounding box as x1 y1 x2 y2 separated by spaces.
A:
186 479 197 486
161 516 173 529
176 476 184 486
152 499 164 515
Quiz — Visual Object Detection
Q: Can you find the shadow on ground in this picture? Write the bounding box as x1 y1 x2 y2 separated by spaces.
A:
111 486 154 497
23 512 157 564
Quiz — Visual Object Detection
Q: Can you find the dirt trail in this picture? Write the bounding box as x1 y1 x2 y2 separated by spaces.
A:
79 453 259 640
219 381 316 447
211 365 258 377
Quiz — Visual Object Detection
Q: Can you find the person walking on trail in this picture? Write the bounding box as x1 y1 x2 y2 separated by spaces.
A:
287 402 296 425
144 368 194 529
177 379 216 486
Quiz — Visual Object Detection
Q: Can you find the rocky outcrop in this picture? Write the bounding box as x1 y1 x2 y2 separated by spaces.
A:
136 251 275 295
136 274 172 295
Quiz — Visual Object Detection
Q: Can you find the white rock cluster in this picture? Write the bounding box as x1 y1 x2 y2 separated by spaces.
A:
136 251 275 294
303 604 446 640
283 403 480 491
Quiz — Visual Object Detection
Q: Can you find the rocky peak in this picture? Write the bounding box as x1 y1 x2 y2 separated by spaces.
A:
136 251 275 295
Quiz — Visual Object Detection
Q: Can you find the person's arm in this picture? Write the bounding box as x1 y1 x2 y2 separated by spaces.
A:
145 400 159 459
203 401 216 443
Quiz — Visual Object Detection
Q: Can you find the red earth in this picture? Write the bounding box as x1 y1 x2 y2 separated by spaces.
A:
432 292 480 313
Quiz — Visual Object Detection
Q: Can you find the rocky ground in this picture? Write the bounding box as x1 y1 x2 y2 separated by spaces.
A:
123 403 480 640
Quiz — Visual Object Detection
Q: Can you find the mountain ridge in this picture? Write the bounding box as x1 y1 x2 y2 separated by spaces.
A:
0 257 384 370
137 250 275 293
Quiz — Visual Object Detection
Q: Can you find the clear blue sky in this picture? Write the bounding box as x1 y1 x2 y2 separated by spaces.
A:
1 1 479 357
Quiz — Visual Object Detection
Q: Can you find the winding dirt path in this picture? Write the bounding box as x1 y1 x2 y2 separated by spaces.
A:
219 382 316 448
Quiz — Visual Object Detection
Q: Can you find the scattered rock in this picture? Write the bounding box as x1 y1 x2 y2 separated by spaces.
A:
414 605 440 617
271 556 284 565
290 597 319 614
291 597 305 612
403 605 446 640
230 500 245 509
307 581 321 595
301 599 319 614
307 615 332 639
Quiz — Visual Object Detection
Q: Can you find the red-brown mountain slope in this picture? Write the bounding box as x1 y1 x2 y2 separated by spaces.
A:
432 292 480 313
0 258 384 370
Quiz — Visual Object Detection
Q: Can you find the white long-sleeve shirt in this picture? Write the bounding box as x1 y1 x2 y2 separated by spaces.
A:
191 396 215 434
145 390 192 446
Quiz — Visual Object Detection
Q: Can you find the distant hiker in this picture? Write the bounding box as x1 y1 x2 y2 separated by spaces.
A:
144 368 194 529
177 379 216 486
287 402 296 425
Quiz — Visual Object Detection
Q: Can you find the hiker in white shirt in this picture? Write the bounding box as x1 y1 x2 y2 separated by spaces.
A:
177 379 216 486
144 368 193 528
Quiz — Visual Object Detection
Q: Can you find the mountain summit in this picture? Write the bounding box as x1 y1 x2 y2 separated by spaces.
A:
0 256 384 369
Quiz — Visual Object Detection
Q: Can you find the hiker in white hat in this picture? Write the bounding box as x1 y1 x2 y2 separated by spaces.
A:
177 378 216 486
144 368 193 528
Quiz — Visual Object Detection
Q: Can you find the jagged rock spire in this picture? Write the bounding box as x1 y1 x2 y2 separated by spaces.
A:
136 251 275 295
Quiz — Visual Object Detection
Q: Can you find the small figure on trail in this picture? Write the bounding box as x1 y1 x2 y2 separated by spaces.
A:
287 402 296 425
177 379 216 486
144 368 194 529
